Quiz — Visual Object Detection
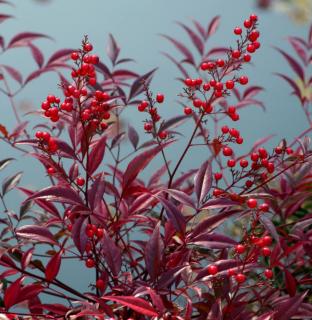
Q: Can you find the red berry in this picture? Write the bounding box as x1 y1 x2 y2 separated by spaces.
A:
96 228 104 238
236 137 244 144
208 265 218 275
158 131 168 140
239 76 249 85
232 50 241 59
263 236 272 246
229 128 239 138
77 177 85 186
216 59 225 67
71 52 79 60
84 43 93 52
227 106 236 114
35 131 43 139
267 162 275 173
240 159 248 168
228 268 236 276
264 269 273 279
85 258 95 268
223 147 233 157
250 14 258 22
262 247 271 257
213 188 223 197
286 147 293 155
47 167 55 175
221 125 229 134
245 180 253 188
156 93 164 103
215 90 223 98
184 107 192 115
227 159 236 168
144 123 153 132
251 152 259 162
244 19 252 28
195 78 203 86
247 44 256 53
138 104 146 112
243 54 251 62
214 172 223 181
247 198 257 209
203 83 210 91
259 203 269 212
96 279 105 290
226 80 235 90
184 78 193 86
193 99 202 108
88 77 96 86
235 273 246 283
86 228 94 238
258 148 268 159
234 27 242 35
215 82 223 91
235 244 246 254
200 63 209 71
275 146 283 154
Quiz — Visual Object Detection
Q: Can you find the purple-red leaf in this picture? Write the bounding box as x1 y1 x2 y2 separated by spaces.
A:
1 64 23 84
46 49 73 66
16 225 57 245
206 16 220 39
194 160 212 204
72 217 88 255
107 33 120 65
274 292 307 320
45 250 62 282
128 125 139 150
29 43 44 68
4 276 23 309
144 222 164 281
25 186 84 206
8 32 52 49
0 14 13 24
87 135 106 175
101 296 158 317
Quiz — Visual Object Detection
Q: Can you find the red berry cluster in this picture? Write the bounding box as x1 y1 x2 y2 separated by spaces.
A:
35 130 58 153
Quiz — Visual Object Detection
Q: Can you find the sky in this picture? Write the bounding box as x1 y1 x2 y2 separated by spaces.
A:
0 0 310 301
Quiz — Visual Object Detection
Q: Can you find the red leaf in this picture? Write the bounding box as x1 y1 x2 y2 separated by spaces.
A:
176 21 204 55
194 160 212 204
45 250 62 282
72 216 88 255
274 292 307 320
157 197 186 235
18 187 60 218
87 135 106 175
46 49 73 66
106 34 120 65
123 144 167 188
163 189 194 208
8 32 52 49
101 296 158 317
25 186 84 206
144 222 164 280
288 37 308 65
113 69 139 79
17 283 44 304
40 303 70 315
275 47 304 80
0 14 13 24
128 125 139 150
128 68 157 101
16 225 57 245
4 277 23 309
21 248 34 270
101 231 122 276
243 86 264 100
29 43 44 68
160 34 195 65
9 121 28 140
284 269 297 296
160 114 190 132
1 64 23 84
206 16 221 39
275 73 304 104
161 52 189 79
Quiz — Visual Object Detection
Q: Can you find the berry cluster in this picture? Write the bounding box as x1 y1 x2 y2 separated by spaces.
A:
35 130 58 153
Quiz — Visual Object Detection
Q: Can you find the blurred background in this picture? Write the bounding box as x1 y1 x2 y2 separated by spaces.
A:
0 0 311 301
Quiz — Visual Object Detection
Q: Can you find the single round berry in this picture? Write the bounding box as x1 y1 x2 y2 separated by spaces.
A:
232 50 241 59
184 78 193 86
275 146 283 154
240 159 249 168
208 265 218 275
235 273 246 283
158 131 168 140
250 14 258 22
247 44 256 53
84 43 93 52
243 54 251 62
96 228 104 238
234 27 242 35
227 159 236 168
216 59 225 67
264 269 273 279
193 99 202 108
71 52 79 60
223 147 233 157
184 107 192 115
86 228 94 238
85 258 95 268
286 147 293 155
262 247 271 257
200 63 209 71
221 125 229 134
239 76 249 85
226 80 235 90
259 203 269 212
235 244 246 254
144 123 153 132
76 177 85 186
227 106 236 114
236 137 244 144
156 93 164 103
213 189 223 197
96 279 105 290
247 198 257 209
228 268 236 276
47 167 55 175
244 19 252 28
251 153 259 162
214 172 223 181
262 236 272 246
203 83 210 91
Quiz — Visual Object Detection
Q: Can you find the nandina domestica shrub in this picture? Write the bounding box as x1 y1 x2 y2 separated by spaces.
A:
0 11 311 320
